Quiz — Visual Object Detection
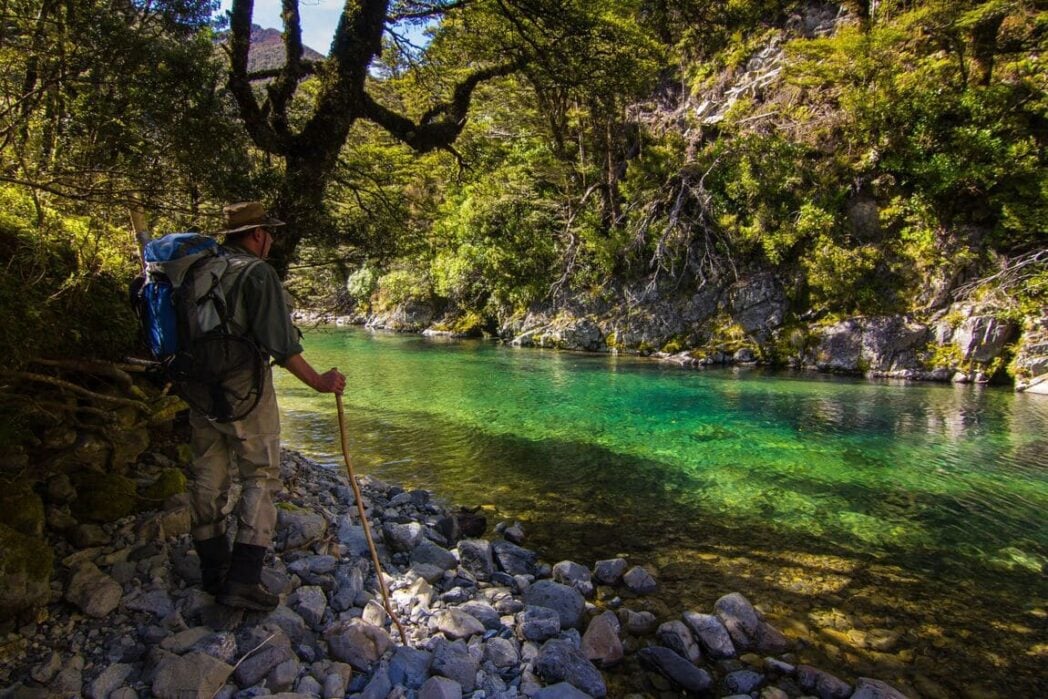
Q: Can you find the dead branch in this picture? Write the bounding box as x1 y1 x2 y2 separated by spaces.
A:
0 370 150 412
953 248 1048 303
30 358 136 392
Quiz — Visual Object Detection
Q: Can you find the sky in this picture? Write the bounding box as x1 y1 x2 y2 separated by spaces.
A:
217 1 343 54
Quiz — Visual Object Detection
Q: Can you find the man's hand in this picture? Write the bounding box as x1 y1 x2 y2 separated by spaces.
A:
316 368 346 395
284 354 346 394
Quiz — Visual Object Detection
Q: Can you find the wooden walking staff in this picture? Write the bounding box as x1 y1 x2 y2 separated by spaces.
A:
335 393 408 645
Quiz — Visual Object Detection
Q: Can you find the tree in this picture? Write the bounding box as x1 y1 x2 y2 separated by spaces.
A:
224 0 665 276
225 0 525 276
0 0 246 223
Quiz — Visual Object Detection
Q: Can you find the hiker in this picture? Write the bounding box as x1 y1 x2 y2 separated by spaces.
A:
191 201 346 611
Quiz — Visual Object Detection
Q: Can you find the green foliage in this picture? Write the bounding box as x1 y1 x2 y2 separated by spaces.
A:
430 161 560 313
346 265 379 308
375 266 433 311
0 186 139 369
803 235 883 314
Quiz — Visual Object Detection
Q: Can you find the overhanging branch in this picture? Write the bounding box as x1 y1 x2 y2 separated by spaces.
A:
363 59 523 153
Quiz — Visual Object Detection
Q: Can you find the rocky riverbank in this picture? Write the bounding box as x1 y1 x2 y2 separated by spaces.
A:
0 446 912 699
296 291 1048 395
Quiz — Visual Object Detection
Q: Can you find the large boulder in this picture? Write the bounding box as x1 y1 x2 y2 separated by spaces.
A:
70 471 138 523
811 320 863 372
860 316 930 373
953 311 1017 363
729 273 787 343
0 481 45 537
367 300 435 333
1014 312 1048 393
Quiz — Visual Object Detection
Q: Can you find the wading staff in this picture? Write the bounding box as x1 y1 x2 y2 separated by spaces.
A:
335 392 408 645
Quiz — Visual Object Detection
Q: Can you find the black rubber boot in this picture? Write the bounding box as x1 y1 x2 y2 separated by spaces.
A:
217 543 278 611
193 535 230 596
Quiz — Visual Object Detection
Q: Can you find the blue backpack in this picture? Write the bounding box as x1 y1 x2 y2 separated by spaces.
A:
133 233 266 421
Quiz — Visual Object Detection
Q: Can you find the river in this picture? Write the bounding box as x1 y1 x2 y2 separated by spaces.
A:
274 327 1047 697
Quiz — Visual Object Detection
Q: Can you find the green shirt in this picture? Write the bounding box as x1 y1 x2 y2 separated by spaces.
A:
224 243 303 365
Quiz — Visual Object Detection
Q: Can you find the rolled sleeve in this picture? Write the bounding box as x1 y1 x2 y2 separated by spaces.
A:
241 263 303 365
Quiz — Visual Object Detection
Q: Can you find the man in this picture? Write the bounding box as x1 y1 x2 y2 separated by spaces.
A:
191 201 346 611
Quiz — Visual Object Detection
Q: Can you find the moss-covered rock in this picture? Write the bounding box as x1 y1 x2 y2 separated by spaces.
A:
70 471 138 523
138 468 187 508
109 425 150 472
0 523 52 620
0 480 45 537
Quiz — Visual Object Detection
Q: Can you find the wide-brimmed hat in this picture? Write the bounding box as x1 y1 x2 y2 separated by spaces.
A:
219 201 285 235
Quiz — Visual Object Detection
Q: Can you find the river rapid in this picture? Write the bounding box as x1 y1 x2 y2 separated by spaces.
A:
274 327 1048 697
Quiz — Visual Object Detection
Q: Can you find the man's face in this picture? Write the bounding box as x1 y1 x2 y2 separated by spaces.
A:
259 227 274 259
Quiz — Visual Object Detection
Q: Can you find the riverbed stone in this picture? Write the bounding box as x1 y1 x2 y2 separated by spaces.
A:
412 540 459 571
457 538 495 579
264 606 308 644
389 645 433 689
233 631 294 687
384 521 424 552
524 580 585 629
85 662 133 699
324 618 392 671
851 677 909 699
682 611 736 659
159 626 212 654
123 588 174 618
484 636 520 668
430 638 479 693
714 592 763 649
418 675 463 699
725 669 765 694
657 620 701 664
457 600 501 630
593 558 627 585
66 562 122 617
276 508 327 551
517 605 562 642
535 638 607 698
582 610 623 668
289 585 327 628
433 608 486 640
638 646 713 695
357 664 392 699
796 664 852 699
532 682 594 699
331 565 364 612
552 560 594 597
619 608 659 636
152 651 233 699
492 539 539 576
622 566 657 594
267 657 301 693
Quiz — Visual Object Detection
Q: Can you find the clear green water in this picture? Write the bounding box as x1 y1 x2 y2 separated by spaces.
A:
275 327 1048 695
